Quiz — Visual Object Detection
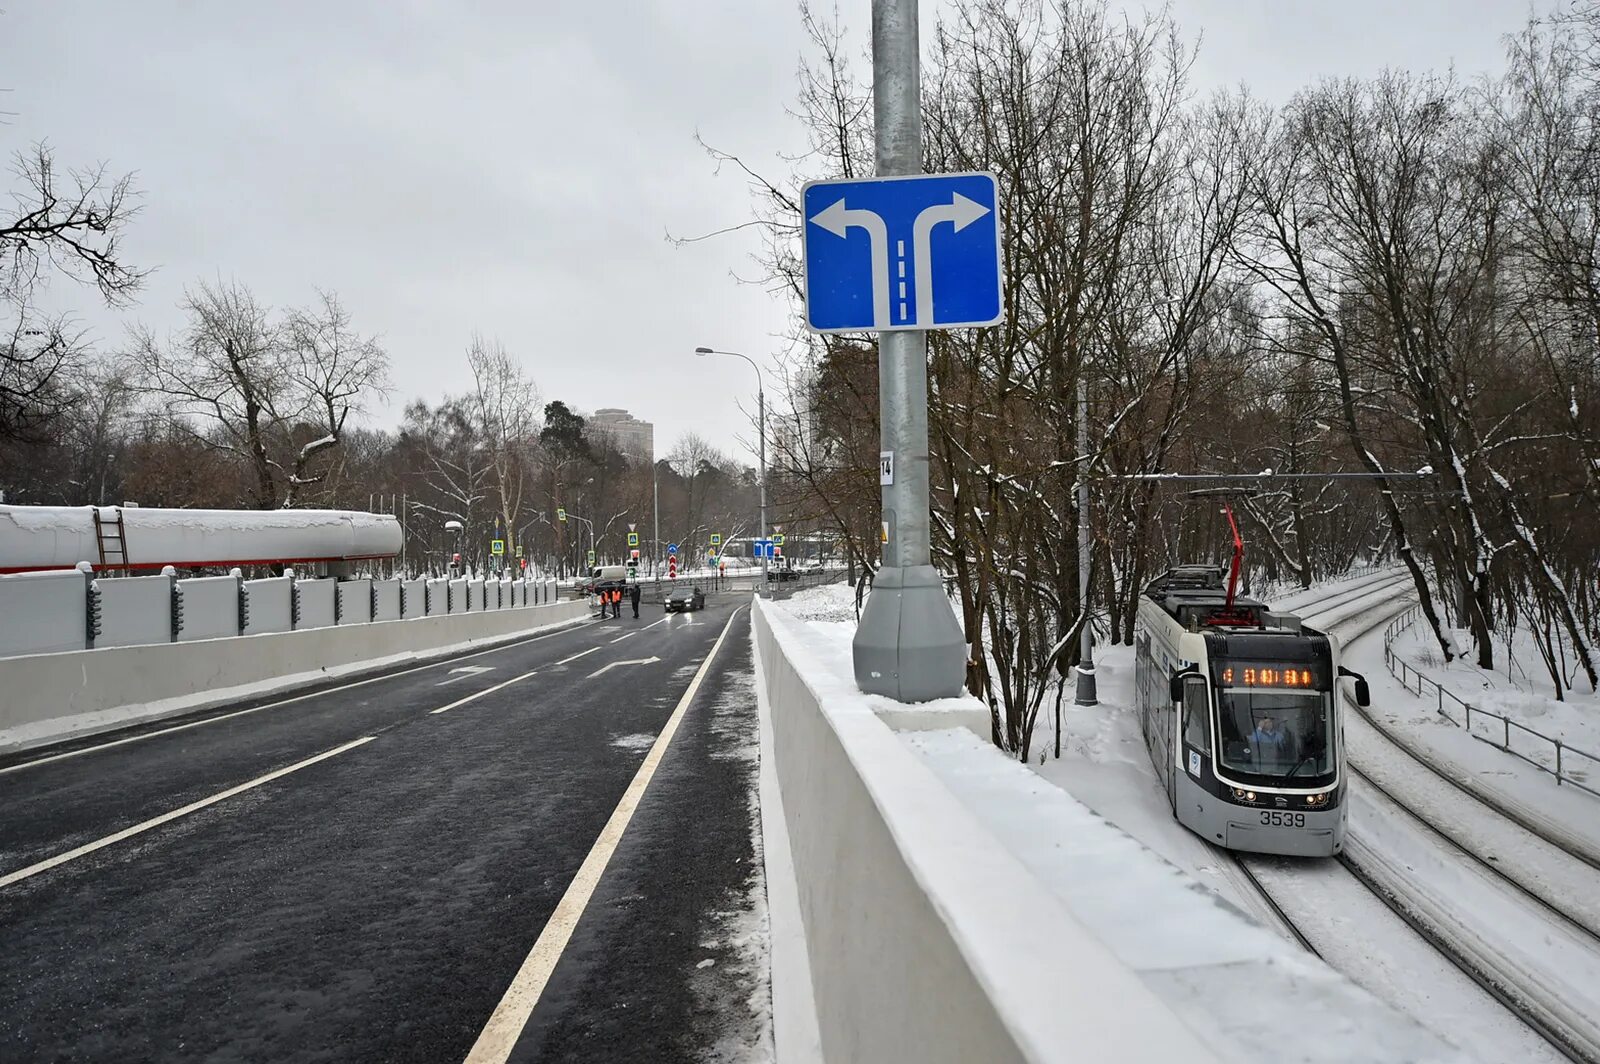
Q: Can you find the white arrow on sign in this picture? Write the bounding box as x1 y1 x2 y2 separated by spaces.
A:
587 656 661 679
437 665 495 686
809 198 891 328
913 193 991 326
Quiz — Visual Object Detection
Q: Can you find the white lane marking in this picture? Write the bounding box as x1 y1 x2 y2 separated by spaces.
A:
642 618 669 631
609 633 636 644
550 647 600 668
437 665 496 686
462 607 744 1064
0 736 376 890
430 671 537 715
585 656 661 679
0 619 595 777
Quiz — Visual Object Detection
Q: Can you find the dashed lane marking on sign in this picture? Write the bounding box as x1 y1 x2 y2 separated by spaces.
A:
0 736 377 890
460 607 744 1064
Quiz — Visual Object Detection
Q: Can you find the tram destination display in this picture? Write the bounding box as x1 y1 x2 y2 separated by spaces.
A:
1217 662 1328 688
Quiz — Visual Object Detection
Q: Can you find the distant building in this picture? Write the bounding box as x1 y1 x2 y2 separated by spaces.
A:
586 408 654 465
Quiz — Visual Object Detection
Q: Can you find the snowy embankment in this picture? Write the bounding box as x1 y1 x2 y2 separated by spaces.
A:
1359 617 1600 859
757 580 1463 1064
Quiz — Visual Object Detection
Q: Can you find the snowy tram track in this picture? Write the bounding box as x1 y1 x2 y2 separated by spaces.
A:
1289 580 1600 1064
1238 851 1572 1063
1346 756 1600 945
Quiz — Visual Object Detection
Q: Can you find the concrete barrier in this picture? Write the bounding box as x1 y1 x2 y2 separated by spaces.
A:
752 599 1203 1064
298 577 336 628
243 576 293 635
0 598 590 754
97 573 175 648
177 574 241 641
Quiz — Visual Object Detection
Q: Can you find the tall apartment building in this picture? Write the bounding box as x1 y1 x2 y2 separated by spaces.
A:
586 408 655 465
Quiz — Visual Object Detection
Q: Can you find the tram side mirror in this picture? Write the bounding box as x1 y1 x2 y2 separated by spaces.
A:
1170 671 1191 703
1338 665 1371 707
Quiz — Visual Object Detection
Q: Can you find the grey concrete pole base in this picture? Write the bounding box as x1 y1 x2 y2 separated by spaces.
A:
852 565 967 702
1074 664 1098 706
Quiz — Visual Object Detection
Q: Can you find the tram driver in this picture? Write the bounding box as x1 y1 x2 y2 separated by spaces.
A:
1250 714 1294 761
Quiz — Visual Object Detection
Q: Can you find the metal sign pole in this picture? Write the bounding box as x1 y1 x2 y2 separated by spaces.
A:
852 0 966 701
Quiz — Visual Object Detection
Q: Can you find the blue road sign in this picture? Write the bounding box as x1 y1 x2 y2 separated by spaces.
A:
753 540 777 559
667 543 678 555
802 171 1002 333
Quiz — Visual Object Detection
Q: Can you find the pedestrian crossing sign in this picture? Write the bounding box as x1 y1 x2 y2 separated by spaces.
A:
491 539 505 555
773 533 785 546
628 532 639 547
710 533 722 547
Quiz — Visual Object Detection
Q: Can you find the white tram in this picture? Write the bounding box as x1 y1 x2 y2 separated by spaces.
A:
1136 563 1371 857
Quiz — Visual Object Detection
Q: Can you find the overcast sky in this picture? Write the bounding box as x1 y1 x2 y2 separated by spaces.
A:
3 0 1539 465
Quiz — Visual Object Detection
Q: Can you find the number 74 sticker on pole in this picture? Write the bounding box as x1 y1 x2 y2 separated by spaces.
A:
801 171 1004 334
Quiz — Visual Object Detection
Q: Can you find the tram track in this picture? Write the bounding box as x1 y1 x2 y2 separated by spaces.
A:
1286 580 1600 1064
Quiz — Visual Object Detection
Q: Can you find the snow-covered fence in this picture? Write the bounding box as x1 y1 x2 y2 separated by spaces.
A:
177 573 243 642
1384 606 1600 799
243 576 293 635
96 572 177 648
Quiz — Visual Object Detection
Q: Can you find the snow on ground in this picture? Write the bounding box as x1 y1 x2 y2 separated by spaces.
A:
1345 632 1600 861
1389 617 1600 757
774 582 860 625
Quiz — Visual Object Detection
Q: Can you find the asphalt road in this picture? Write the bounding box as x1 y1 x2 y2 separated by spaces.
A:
0 592 770 1063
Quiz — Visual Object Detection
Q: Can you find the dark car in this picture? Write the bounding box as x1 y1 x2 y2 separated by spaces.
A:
665 586 706 612
766 562 799 581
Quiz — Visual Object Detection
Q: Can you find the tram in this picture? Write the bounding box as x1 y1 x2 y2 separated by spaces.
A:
1136 514 1370 857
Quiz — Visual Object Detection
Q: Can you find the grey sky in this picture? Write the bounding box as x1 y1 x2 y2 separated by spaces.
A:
3 1 1538 466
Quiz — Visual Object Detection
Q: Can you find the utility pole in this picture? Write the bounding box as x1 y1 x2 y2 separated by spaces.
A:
757 383 768 595
1075 374 1097 707
851 0 966 702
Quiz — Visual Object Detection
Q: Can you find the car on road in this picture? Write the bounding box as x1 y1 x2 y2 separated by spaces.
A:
665 586 706 612
766 562 799 582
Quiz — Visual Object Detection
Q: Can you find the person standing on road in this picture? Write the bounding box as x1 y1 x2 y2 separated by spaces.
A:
629 580 641 618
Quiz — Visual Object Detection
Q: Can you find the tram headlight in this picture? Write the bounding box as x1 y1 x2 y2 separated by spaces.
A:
1305 793 1329 807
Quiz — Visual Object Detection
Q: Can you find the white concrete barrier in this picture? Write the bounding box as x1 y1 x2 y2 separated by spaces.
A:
337 578 373 625
374 579 402 622
752 599 1203 1064
297 578 336 628
0 568 89 656
96 573 175 648
0 598 590 754
177 574 240 641
243 576 293 635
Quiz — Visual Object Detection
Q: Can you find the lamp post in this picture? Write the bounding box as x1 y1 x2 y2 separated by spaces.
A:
563 511 596 573
622 452 659 578
694 346 767 592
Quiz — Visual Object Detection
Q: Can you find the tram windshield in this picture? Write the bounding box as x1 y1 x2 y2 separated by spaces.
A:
1215 689 1335 782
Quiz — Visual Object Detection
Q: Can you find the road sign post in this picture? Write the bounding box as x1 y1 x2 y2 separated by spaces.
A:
838 0 970 703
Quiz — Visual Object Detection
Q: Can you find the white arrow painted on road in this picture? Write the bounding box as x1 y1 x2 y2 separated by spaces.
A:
912 193 991 326
809 198 891 328
586 656 661 680
437 665 496 686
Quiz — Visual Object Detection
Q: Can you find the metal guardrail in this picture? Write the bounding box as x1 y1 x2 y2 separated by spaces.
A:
1382 605 1600 799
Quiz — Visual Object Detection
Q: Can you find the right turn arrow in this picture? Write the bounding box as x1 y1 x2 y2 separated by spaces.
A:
912 193 991 326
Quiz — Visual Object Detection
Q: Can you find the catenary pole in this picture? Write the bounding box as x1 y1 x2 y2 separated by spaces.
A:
851 0 966 701
1075 374 1097 707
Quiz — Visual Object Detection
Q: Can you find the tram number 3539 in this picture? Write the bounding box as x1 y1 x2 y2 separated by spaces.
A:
1259 811 1306 828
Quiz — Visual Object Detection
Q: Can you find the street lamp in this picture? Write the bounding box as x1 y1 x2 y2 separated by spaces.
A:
695 346 767 592
563 510 596 573
621 451 659 579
